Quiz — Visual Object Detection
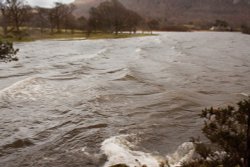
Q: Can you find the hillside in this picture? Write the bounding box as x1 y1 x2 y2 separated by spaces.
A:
73 0 250 27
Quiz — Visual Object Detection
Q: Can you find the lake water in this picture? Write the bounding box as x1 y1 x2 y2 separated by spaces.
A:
0 32 250 167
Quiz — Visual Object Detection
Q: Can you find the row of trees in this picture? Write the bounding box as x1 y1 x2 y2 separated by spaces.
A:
0 0 159 37
0 0 85 35
0 0 31 34
33 3 88 34
88 0 143 34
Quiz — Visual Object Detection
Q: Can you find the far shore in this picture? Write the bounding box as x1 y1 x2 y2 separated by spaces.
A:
0 28 156 43
1 28 247 43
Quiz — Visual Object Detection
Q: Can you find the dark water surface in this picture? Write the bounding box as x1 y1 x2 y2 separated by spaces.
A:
0 32 250 167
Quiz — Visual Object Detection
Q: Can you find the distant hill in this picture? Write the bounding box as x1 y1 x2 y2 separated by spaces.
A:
73 0 250 27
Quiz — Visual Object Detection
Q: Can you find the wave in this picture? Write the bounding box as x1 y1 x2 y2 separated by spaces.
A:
0 77 55 102
86 48 112 60
0 138 34 157
111 68 144 83
166 142 195 167
101 135 195 167
2 138 34 149
101 135 162 167
115 74 140 82
238 92 249 97
97 48 110 56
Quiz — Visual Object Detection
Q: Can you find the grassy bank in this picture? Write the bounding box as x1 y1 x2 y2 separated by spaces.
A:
0 28 154 42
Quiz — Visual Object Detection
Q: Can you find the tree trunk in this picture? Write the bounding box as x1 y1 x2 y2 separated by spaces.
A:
2 21 8 37
115 26 118 35
56 19 60 33
51 26 54 33
14 16 20 32
1 10 9 36
40 27 43 33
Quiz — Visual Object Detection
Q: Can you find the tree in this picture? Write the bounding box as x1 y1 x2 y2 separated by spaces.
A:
0 0 13 36
214 20 229 27
124 10 143 34
63 14 77 33
147 19 160 33
241 24 250 35
76 16 87 31
182 98 250 167
49 3 76 33
0 0 31 32
88 0 142 35
35 7 50 33
0 41 19 62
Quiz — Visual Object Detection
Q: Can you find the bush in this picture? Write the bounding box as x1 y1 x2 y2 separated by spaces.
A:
183 98 250 167
0 41 19 62
241 25 250 35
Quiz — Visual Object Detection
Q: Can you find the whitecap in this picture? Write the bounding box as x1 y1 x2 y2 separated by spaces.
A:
101 135 162 167
166 142 195 167
101 135 195 167
0 77 55 101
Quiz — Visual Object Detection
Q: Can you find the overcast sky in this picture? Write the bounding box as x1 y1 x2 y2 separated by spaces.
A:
26 0 75 8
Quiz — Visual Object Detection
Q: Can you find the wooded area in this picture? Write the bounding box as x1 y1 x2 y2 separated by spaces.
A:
0 0 158 40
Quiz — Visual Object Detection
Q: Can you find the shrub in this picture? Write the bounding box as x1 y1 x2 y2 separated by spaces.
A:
241 25 250 35
0 41 19 62
183 98 250 167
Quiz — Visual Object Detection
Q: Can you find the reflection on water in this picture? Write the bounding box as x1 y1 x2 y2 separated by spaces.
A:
0 32 250 167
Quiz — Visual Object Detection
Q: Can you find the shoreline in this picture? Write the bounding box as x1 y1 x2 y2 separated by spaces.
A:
1 29 246 43
0 32 156 43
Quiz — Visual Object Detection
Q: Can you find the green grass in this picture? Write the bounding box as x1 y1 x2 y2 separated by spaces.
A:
0 27 155 42
88 32 154 39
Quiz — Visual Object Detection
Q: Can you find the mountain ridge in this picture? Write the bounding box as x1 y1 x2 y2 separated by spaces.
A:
73 0 250 27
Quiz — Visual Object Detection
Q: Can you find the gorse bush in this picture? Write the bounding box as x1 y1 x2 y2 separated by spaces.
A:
0 41 19 62
183 98 250 167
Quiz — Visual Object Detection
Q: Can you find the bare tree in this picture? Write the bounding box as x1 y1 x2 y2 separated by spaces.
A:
0 0 11 36
147 19 160 34
64 14 76 33
0 0 31 32
76 16 87 31
49 3 76 33
88 0 142 35
124 10 143 34
35 7 50 33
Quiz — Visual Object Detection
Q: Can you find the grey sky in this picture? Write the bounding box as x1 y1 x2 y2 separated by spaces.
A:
26 0 75 8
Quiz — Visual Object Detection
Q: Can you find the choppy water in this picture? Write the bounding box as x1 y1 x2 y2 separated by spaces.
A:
0 32 250 167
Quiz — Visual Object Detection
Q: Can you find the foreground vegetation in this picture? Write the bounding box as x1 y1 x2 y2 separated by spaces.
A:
107 98 250 167
183 98 250 167
0 40 18 62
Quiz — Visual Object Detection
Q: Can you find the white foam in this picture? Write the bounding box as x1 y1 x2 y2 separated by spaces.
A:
239 93 249 97
0 77 54 101
166 142 195 167
135 48 142 53
101 135 162 167
86 48 111 59
153 38 162 44
101 135 196 167
97 48 110 55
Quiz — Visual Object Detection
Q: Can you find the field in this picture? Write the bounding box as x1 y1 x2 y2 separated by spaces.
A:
0 27 153 42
